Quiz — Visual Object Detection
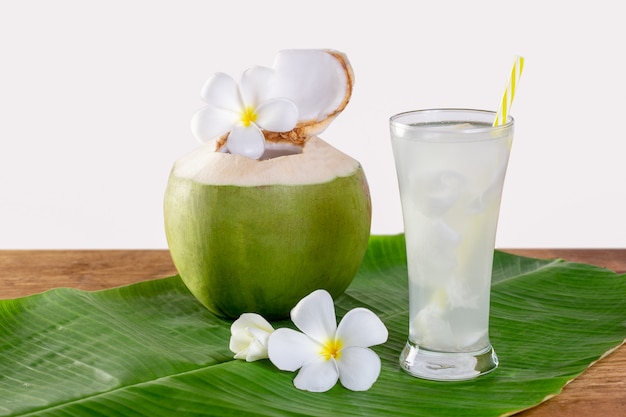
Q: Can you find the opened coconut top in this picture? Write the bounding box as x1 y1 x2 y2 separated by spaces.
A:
173 136 361 186
190 49 354 160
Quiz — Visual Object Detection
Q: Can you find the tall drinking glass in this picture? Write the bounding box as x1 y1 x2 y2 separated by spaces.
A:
390 109 513 381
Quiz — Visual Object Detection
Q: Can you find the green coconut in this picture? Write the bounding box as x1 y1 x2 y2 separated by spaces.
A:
164 49 370 319
164 137 371 319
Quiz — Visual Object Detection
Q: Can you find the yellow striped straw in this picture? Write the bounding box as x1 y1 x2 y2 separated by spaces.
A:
493 55 525 126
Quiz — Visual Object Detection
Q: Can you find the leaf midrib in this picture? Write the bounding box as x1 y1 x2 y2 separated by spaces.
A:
15 359 237 417
492 258 565 287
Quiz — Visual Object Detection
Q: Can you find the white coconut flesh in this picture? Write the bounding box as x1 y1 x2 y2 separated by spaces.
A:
269 49 353 138
172 136 362 187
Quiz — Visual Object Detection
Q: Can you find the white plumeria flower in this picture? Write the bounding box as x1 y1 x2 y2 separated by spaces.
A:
191 67 299 160
229 313 275 362
268 290 388 392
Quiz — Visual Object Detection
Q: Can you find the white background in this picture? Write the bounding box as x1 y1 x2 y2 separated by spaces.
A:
1 0 625 249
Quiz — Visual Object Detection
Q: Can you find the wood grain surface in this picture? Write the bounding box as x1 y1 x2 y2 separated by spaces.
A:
0 249 624 416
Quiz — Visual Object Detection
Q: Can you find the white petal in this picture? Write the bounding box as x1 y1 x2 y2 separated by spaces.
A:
190 105 238 143
240 66 276 107
231 313 274 334
244 338 269 362
226 125 265 160
267 328 320 372
337 347 381 391
271 50 349 121
290 290 337 344
293 356 339 392
229 313 274 361
248 326 272 347
255 98 298 133
233 349 249 360
336 308 388 348
229 330 252 354
200 72 244 112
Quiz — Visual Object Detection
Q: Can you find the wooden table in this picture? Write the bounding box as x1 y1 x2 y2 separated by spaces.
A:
0 249 624 416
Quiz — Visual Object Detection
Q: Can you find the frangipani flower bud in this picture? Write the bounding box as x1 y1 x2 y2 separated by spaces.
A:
229 313 275 362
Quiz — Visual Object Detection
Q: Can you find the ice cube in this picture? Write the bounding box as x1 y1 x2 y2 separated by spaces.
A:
411 299 454 348
465 141 511 213
411 170 466 218
424 219 460 267
408 219 460 288
445 279 480 309
411 296 488 352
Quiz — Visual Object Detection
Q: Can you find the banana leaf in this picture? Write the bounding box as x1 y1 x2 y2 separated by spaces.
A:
1 235 625 416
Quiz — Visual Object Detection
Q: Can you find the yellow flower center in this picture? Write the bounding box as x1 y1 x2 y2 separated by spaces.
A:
240 106 258 127
320 339 342 360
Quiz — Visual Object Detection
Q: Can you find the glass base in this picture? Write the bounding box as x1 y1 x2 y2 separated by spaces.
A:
399 341 498 381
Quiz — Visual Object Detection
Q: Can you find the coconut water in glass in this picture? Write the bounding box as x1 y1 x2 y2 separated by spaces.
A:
390 109 513 381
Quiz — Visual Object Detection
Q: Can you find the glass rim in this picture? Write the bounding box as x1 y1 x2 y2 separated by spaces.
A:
389 108 514 132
